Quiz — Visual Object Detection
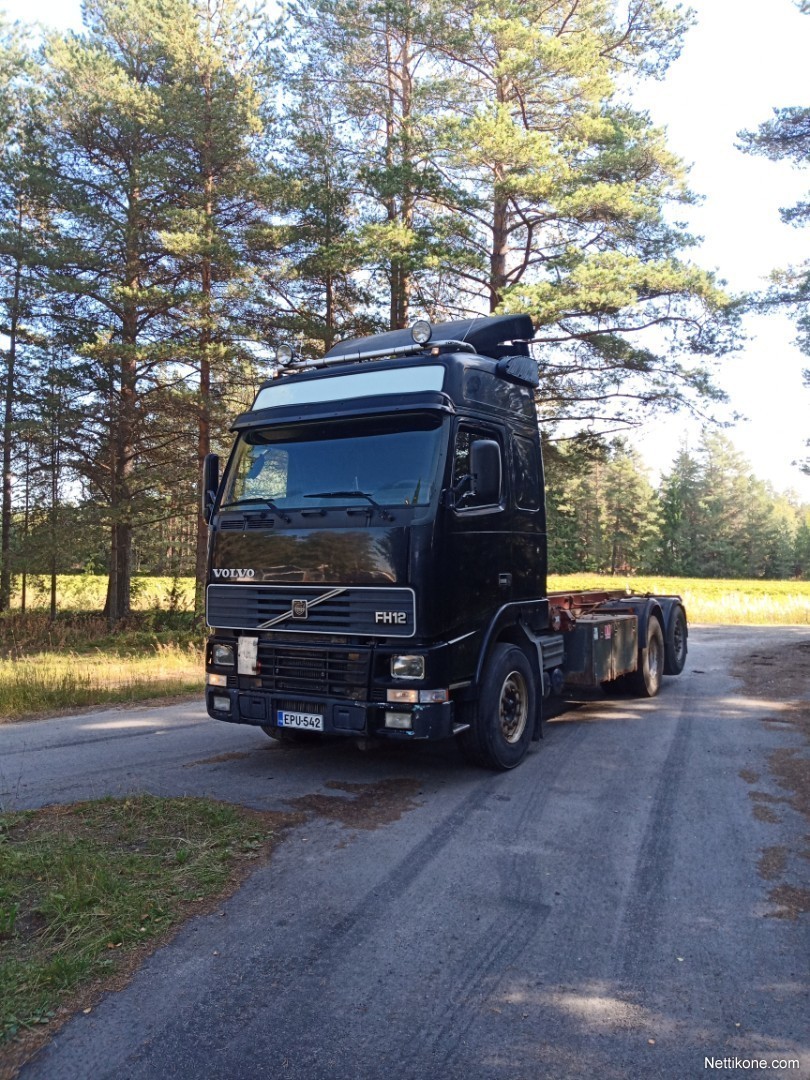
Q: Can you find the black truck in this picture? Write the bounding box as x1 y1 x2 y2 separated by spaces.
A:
202 314 688 769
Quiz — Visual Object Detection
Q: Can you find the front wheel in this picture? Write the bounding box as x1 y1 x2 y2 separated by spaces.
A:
460 643 536 770
628 617 664 697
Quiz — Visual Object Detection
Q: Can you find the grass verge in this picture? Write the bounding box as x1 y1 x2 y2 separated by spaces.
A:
0 795 292 1073
0 644 203 722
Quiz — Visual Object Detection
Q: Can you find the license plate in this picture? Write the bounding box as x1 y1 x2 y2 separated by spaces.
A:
277 710 323 731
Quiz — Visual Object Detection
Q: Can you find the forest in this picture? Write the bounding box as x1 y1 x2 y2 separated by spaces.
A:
1 0 809 622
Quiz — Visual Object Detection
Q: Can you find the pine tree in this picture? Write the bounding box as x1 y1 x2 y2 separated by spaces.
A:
602 441 659 573
266 79 378 353
657 445 702 576
154 0 278 605
286 0 467 329
43 0 195 621
0 20 52 610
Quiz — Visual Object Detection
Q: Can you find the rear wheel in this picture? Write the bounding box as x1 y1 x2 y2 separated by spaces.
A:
460 643 536 770
664 604 688 675
628 617 664 697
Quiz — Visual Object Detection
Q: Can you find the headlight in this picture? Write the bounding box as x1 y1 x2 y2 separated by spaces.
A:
410 319 432 345
207 672 228 687
391 654 425 680
213 643 235 666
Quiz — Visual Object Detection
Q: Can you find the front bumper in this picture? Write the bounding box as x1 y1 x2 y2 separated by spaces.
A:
205 687 455 741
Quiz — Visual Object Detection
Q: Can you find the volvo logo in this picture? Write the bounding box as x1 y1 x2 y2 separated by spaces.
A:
255 587 346 630
212 568 255 579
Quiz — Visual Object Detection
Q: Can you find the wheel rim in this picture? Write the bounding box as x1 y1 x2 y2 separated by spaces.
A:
649 632 662 681
499 670 529 744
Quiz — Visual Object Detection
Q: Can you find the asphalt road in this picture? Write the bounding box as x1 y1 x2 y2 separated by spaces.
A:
3 625 809 1080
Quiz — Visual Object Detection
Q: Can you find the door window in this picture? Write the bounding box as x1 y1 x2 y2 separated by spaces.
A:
452 427 502 509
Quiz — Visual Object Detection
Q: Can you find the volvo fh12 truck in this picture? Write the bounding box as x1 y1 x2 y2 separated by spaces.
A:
202 314 688 769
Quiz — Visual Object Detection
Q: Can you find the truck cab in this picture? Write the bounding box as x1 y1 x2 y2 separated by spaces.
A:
203 315 687 769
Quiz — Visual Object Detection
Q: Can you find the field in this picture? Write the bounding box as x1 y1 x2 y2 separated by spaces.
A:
10 575 196 613
548 574 810 626
11 573 810 625
0 574 808 723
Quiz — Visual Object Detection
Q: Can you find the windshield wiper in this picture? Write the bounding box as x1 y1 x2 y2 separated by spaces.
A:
219 497 291 523
304 490 393 521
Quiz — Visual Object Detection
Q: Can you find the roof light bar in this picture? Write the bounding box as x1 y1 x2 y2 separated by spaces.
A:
289 337 476 372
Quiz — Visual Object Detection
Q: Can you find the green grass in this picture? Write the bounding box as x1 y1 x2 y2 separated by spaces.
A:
0 643 203 721
548 574 810 625
9 575 195 613
0 796 282 1049
0 610 204 722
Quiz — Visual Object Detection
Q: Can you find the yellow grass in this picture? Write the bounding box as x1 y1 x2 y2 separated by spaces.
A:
2 574 807 722
0 644 203 721
9 575 195 612
548 575 810 625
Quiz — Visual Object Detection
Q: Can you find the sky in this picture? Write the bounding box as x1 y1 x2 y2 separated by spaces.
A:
2 0 810 499
634 0 810 499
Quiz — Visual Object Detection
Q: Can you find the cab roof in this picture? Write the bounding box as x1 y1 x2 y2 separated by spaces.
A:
323 314 534 362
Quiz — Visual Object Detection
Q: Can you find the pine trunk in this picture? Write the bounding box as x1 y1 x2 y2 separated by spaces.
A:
0 212 23 612
490 190 509 312
105 190 140 626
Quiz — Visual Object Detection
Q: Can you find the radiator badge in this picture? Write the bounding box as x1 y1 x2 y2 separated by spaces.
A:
212 568 255 579
375 611 407 625
256 587 346 630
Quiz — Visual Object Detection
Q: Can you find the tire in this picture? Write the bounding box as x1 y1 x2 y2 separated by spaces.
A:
664 604 688 675
628 617 664 697
460 643 536 770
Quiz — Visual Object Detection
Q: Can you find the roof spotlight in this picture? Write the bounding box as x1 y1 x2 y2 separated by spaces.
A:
411 319 432 346
276 343 294 364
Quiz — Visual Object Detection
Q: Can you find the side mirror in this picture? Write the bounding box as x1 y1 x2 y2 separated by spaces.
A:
470 439 501 505
202 453 220 524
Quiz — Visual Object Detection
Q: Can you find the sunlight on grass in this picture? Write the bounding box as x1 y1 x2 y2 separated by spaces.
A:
9 575 196 613
0 644 203 721
548 575 810 625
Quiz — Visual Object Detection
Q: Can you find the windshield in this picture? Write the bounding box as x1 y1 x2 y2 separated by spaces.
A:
221 414 446 510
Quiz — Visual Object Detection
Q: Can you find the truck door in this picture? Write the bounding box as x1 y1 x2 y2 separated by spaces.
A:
443 421 511 639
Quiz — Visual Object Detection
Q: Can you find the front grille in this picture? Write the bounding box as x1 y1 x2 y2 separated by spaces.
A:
207 584 416 637
256 641 370 699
